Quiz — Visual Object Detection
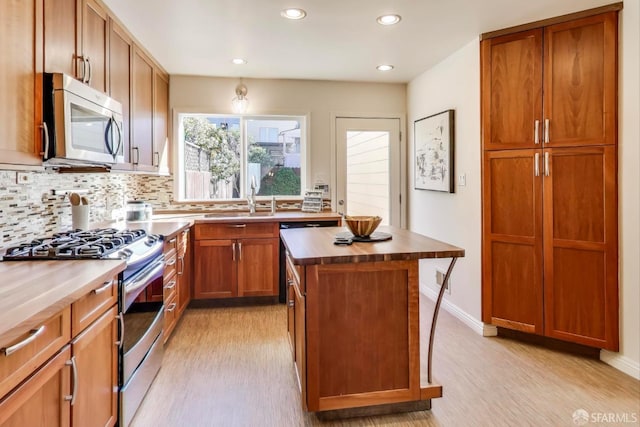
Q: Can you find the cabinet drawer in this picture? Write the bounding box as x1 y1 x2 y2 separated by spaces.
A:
0 307 71 398
163 270 177 302
195 222 278 240
164 234 178 253
163 293 178 343
164 248 177 280
71 275 118 337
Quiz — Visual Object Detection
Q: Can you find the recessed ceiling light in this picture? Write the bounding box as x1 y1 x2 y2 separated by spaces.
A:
377 14 401 25
376 64 394 71
281 8 307 20
232 58 247 65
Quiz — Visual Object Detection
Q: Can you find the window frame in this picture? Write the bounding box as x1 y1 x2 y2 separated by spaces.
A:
173 110 309 203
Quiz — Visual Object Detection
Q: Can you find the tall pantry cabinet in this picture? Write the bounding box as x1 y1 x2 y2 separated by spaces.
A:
481 9 619 350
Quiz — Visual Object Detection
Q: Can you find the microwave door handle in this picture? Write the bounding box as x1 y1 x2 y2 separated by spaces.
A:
104 118 114 158
113 118 123 159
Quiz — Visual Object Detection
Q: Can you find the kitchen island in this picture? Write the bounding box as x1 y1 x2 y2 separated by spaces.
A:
280 225 464 418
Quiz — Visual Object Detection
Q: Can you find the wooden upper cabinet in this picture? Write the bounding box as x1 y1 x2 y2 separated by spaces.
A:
543 146 618 350
108 20 132 164
43 0 109 93
0 0 43 166
80 0 109 93
543 13 617 147
482 12 617 151
481 29 543 150
44 0 78 78
132 46 156 170
154 70 170 173
482 150 544 334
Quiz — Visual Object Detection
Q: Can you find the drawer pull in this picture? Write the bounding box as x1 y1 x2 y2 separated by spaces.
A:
167 303 177 312
1 325 46 356
168 237 177 244
166 258 177 266
232 243 236 261
164 280 177 290
227 224 247 228
92 280 113 295
64 356 78 405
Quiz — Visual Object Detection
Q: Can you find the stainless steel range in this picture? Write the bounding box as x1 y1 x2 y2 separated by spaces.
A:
3 227 166 427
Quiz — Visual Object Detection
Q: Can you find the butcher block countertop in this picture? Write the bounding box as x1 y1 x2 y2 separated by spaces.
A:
0 259 125 345
280 225 465 265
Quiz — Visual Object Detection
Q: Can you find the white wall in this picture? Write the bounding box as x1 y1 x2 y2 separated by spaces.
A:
170 76 406 196
407 38 482 323
408 1 640 378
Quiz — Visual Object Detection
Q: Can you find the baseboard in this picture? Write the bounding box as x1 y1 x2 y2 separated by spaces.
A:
600 350 640 380
420 283 496 336
419 283 640 380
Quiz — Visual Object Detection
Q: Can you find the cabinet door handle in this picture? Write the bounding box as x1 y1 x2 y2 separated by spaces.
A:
232 243 236 261
178 256 185 275
92 280 113 295
1 325 46 356
78 55 86 82
116 314 124 349
544 119 550 144
544 152 550 176
238 242 242 261
534 120 540 144
132 147 140 165
86 57 92 85
534 153 540 177
64 356 78 405
227 224 247 228
40 122 50 159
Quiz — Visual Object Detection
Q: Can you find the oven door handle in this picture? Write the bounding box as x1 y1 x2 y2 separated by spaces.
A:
124 260 165 297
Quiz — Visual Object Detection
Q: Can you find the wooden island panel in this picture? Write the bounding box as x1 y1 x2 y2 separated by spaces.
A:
281 226 463 417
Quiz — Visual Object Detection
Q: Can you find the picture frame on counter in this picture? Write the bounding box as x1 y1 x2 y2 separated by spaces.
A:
414 109 455 193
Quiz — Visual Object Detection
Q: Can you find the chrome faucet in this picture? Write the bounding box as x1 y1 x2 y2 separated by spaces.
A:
248 176 257 214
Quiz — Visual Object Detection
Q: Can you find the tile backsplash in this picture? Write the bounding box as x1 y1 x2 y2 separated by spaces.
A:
0 170 320 250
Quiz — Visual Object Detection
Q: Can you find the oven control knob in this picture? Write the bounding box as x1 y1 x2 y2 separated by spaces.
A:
118 249 133 259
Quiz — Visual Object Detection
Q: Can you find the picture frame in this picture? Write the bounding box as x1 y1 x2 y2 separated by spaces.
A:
414 109 455 193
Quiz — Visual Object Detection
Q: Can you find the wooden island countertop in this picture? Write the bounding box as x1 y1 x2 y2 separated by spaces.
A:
280 225 464 265
279 225 464 417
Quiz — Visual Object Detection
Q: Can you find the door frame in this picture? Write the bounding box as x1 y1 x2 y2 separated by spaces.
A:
331 113 406 228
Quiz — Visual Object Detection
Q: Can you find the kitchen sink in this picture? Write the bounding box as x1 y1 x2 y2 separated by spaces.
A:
203 212 275 218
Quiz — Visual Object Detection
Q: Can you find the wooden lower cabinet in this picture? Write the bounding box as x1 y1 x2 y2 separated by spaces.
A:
482 147 618 350
176 228 191 316
70 305 118 427
194 223 279 299
0 346 71 427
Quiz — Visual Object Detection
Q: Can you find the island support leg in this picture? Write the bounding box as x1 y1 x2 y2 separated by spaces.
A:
427 257 458 384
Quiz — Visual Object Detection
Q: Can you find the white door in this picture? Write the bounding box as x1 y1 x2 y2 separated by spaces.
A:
336 117 402 227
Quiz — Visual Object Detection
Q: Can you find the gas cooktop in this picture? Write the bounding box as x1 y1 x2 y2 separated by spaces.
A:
2 228 151 260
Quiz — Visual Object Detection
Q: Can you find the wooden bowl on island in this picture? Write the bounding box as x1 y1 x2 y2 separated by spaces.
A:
344 215 382 238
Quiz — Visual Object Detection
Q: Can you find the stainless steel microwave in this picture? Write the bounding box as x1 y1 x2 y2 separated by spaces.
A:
42 73 124 166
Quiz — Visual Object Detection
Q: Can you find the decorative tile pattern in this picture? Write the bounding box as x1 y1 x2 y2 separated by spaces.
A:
0 170 326 251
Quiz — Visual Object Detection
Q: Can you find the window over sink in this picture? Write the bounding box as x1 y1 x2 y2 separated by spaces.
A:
176 113 307 201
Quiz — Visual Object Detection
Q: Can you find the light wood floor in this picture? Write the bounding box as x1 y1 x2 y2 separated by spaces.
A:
131 297 640 427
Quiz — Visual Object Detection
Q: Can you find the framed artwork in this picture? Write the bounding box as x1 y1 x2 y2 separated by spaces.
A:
414 109 455 193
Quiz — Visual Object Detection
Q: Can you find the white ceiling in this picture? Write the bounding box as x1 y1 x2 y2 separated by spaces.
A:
102 0 618 83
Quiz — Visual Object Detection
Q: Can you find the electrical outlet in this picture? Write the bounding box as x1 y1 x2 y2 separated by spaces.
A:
435 268 451 294
16 172 33 184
